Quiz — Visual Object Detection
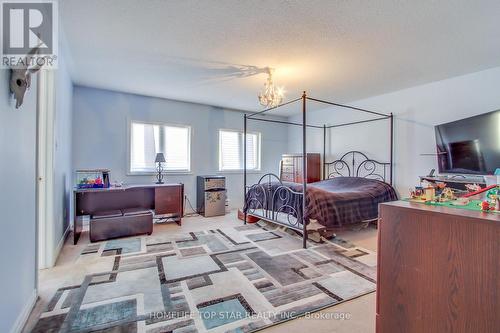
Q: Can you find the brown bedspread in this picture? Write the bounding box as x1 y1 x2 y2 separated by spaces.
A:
244 177 397 228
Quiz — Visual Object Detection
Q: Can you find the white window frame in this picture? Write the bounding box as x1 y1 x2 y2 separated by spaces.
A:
218 129 261 172
128 119 192 175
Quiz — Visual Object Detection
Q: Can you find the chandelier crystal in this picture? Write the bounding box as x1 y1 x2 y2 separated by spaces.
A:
258 68 284 108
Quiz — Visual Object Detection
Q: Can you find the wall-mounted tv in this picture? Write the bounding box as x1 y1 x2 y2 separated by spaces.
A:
435 110 500 175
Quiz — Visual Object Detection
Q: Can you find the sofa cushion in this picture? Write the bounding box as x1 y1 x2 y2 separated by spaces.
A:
122 207 153 216
92 210 123 219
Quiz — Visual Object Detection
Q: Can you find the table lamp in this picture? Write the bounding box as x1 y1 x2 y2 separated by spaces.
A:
155 153 166 184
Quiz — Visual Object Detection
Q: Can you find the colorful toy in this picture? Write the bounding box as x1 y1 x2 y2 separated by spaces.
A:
486 186 498 200
465 183 482 192
436 182 446 190
76 169 110 189
424 187 435 201
481 200 490 211
409 186 425 200
434 187 455 202
463 184 497 198
441 187 455 200
415 186 423 197
452 197 470 206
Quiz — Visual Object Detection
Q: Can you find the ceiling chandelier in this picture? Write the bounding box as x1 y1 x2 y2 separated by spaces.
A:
258 67 284 108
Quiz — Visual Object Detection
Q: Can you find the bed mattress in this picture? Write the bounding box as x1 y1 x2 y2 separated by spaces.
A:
244 177 397 228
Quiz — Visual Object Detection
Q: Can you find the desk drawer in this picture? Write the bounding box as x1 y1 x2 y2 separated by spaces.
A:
155 185 183 215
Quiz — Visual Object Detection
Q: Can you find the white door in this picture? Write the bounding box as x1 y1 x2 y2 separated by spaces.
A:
37 69 56 270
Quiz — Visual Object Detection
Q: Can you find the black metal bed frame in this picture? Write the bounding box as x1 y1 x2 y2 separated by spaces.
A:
325 151 391 182
243 91 394 248
245 173 304 232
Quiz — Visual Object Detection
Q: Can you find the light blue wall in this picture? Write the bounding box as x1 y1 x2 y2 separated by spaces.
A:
72 86 289 209
0 26 74 330
52 48 73 254
0 70 37 331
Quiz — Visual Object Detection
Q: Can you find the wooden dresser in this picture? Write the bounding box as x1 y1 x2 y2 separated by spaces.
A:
377 201 499 333
280 153 321 183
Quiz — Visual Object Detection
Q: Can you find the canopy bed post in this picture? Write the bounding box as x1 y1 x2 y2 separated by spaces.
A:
389 113 394 185
302 91 307 249
243 113 247 224
323 124 326 180
243 94 395 246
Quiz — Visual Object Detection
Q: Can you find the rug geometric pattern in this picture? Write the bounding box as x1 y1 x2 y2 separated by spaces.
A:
32 222 376 333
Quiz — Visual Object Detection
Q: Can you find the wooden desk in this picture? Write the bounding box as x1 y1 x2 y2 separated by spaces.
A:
73 183 184 244
377 201 499 333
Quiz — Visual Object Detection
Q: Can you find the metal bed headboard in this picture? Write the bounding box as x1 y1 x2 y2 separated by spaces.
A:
324 151 391 184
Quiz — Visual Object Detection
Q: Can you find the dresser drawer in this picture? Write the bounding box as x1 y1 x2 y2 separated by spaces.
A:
281 153 320 184
282 157 294 165
281 172 294 182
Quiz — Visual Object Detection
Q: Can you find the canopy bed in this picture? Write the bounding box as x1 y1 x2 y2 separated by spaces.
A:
242 92 397 248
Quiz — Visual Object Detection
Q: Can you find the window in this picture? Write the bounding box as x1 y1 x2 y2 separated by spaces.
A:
130 121 191 173
219 130 261 171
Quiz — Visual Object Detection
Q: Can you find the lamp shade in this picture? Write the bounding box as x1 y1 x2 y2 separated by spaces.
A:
155 153 166 163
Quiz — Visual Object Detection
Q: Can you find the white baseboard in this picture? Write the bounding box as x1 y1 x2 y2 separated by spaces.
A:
52 226 70 267
10 289 37 333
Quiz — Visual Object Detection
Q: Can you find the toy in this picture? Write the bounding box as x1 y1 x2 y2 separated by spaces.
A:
486 186 498 200
409 186 425 200
424 187 435 201
441 187 455 200
76 169 110 189
452 197 470 206
436 182 446 190
465 183 481 192
463 184 497 198
481 200 490 211
415 186 423 197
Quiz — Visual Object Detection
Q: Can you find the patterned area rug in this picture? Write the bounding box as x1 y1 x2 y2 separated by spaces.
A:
32 222 377 333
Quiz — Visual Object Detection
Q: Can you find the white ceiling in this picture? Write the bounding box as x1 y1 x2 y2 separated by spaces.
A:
60 0 500 115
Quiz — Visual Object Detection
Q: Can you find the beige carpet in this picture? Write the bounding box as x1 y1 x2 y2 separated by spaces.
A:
24 211 377 333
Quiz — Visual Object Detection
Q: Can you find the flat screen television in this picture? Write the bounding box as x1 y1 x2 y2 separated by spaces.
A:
435 110 500 175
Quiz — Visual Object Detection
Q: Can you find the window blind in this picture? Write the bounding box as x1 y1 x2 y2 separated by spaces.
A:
130 122 190 173
219 130 260 171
